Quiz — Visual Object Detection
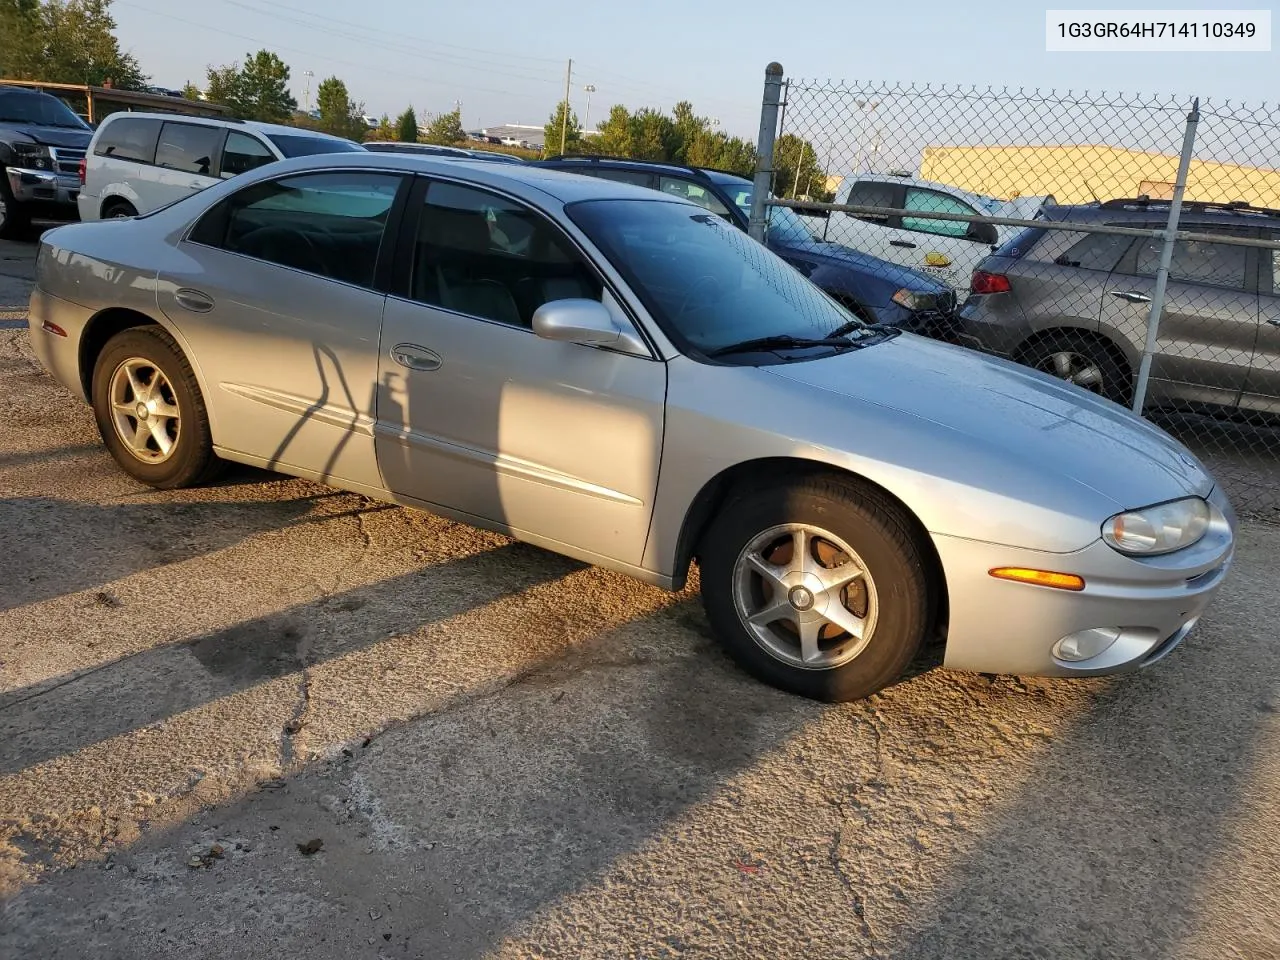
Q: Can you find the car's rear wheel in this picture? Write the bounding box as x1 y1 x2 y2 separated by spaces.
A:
91 326 225 489
1021 332 1129 405
102 199 138 219
699 474 935 702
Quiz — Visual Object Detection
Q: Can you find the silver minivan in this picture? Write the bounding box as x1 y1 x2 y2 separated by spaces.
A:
77 113 365 221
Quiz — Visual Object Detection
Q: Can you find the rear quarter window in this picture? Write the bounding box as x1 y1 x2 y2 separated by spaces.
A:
94 116 161 163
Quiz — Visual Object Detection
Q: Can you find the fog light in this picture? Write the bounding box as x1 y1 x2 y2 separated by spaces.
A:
1053 627 1121 662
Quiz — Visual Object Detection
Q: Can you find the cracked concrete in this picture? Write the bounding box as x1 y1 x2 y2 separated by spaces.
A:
1 247 1278 958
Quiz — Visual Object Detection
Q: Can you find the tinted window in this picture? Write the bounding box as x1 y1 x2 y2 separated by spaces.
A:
263 133 364 157
1134 235 1248 290
578 167 654 187
658 176 732 217
0 89 89 129
154 122 222 176
410 182 602 328
190 171 403 288
844 180 898 222
220 131 275 178
566 198 871 358
1058 231 1134 271
94 116 160 163
902 188 976 238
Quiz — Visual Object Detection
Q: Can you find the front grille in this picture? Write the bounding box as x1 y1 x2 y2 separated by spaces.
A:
49 146 85 177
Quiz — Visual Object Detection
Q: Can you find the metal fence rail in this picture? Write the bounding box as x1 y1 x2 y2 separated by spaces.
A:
751 67 1280 520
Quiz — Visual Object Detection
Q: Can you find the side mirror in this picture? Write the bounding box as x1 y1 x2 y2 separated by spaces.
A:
531 298 621 346
968 222 999 246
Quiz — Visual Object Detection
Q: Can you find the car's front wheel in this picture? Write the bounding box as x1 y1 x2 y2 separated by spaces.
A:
699 474 935 702
91 326 225 489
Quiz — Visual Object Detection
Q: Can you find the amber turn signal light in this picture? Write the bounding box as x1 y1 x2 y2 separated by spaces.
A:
988 567 1086 591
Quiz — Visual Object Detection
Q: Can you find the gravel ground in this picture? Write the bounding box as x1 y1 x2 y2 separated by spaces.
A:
1 240 1278 959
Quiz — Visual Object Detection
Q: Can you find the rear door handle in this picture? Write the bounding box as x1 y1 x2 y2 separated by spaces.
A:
890 240 917 248
1109 290 1152 304
390 343 441 372
174 287 214 312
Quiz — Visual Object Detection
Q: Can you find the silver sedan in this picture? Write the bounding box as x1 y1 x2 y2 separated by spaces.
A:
25 153 1237 702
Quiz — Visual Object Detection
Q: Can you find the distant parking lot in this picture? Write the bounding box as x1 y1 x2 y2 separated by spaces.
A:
1 238 1278 958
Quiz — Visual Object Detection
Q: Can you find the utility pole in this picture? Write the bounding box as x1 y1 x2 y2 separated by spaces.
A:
560 58 572 155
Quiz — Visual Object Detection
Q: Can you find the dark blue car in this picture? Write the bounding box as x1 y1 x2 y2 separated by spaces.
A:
533 156 960 338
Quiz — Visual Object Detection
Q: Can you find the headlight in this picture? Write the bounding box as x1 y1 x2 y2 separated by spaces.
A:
1101 497 1210 556
891 288 937 311
11 142 52 170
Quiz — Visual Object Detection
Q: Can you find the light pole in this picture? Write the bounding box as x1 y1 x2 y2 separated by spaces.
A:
582 84 596 132
303 70 314 113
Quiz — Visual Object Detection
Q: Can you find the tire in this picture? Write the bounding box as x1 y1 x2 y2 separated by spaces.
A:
90 326 226 489
0 171 32 240
102 199 138 219
699 474 935 703
1020 332 1130 406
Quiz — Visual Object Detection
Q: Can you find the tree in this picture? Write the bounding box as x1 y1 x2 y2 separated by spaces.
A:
422 108 465 146
671 100 709 164
774 133 831 201
1 0 146 88
180 81 202 102
236 50 295 123
629 107 679 161
368 114 396 141
315 75 366 140
543 100 581 156
203 62 243 114
593 105 634 157
395 106 419 143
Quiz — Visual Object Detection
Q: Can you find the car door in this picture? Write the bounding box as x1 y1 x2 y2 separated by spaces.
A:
1241 238 1280 415
157 168 409 490
374 177 666 566
1099 225 1260 409
146 120 227 212
895 186 996 290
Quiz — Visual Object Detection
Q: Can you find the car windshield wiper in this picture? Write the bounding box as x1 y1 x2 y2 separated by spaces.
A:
706 335 861 358
827 318 901 341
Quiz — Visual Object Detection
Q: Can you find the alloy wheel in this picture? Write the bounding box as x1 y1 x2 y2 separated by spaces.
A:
1036 350 1104 392
108 357 182 463
731 523 879 670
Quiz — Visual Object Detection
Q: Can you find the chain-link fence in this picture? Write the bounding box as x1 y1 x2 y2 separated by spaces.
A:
747 64 1280 520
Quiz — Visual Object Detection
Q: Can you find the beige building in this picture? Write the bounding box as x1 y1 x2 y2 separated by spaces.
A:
917 144 1280 207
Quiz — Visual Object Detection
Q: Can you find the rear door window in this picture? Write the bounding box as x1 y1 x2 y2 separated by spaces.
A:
220 131 276 178
94 116 161 164
657 176 733 218
1133 234 1251 290
901 188 977 238
154 122 225 177
1056 230 1136 272
844 180 900 223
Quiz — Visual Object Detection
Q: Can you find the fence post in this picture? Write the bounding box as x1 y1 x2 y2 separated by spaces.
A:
1131 98 1200 416
749 62 785 243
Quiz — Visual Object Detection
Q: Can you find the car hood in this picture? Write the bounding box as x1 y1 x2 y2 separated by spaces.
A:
1 123 92 148
774 237 950 292
763 333 1214 510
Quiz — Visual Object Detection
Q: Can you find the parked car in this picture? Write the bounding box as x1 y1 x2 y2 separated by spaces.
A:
955 197 1280 417
0 84 92 238
26 154 1236 702
76 112 366 221
534 156 961 337
362 141 524 164
811 171 1052 293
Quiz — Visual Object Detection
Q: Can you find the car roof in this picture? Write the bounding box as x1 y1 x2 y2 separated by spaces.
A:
1039 197 1280 228
228 150 698 205
95 111 354 143
537 155 753 187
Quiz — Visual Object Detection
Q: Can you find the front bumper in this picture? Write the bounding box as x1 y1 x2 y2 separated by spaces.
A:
934 484 1236 678
5 166 81 217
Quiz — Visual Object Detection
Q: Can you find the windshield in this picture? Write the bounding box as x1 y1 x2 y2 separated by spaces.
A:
0 90 90 129
566 198 872 359
263 133 365 157
715 181 819 243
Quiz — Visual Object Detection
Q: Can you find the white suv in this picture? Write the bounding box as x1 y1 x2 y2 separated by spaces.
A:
804 172 1051 292
77 113 365 221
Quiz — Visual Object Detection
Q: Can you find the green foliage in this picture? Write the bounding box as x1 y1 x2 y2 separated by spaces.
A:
543 100 581 156
773 133 832 201
584 100 758 178
203 50 295 122
422 108 464 146
180 81 201 102
395 106 419 143
315 75 366 140
367 114 396 141
0 0 146 88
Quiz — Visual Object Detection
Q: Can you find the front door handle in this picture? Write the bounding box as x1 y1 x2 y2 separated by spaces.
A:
174 287 214 312
890 239 917 248
1109 290 1152 304
390 343 441 372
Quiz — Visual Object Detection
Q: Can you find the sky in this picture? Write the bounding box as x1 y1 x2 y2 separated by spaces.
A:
107 0 1279 143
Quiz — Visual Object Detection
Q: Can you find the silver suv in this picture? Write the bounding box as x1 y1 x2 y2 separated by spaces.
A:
955 198 1280 418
